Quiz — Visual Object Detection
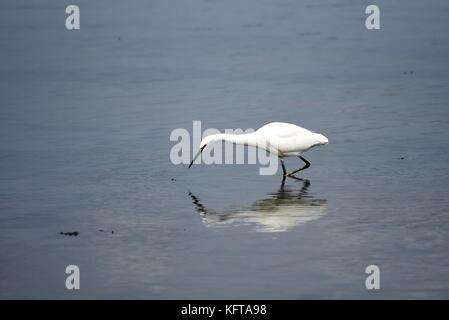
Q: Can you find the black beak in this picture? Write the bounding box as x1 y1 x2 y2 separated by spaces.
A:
188 145 206 169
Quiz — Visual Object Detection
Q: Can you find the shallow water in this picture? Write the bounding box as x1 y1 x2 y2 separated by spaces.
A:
1 0 449 298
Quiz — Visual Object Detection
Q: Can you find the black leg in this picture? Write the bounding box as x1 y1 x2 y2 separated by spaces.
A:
280 159 287 176
286 156 311 176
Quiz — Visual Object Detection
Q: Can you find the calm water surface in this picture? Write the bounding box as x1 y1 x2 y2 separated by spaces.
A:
1 0 449 298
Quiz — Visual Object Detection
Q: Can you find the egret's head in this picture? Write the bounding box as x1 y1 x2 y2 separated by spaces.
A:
188 135 218 168
199 135 216 150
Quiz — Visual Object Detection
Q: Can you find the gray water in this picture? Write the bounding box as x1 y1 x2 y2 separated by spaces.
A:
1 0 449 299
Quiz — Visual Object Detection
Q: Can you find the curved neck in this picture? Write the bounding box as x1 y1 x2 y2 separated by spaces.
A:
213 132 258 148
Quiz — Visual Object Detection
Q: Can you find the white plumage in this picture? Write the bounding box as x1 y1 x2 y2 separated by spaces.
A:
189 122 328 176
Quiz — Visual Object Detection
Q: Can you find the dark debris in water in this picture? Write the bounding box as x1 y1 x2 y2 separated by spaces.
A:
59 229 116 236
171 178 176 181
242 23 264 28
98 229 115 234
60 231 79 236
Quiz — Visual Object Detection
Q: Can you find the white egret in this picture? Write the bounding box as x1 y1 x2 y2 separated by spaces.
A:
189 122 328 176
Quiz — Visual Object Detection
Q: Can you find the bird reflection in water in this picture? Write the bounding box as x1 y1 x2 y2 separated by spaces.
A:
188 177 327 232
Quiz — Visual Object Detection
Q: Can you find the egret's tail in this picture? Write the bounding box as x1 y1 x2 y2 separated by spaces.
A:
315 134 329 145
